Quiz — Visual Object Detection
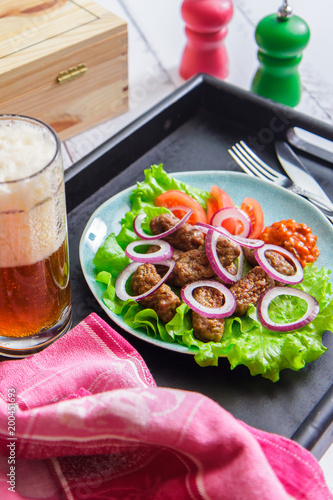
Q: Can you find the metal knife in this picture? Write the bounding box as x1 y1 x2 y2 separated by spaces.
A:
287 128 333 164
275 140 333 221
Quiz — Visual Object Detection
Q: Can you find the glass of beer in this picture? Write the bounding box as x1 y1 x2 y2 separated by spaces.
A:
0 115 72 357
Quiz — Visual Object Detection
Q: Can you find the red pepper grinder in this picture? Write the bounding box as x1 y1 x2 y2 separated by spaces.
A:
179 0 234 80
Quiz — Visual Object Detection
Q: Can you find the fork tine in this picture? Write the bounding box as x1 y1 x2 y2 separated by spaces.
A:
228 142 333 219
239 142 283 180
227 149 257 177
235 143 279 182
229 144 273 182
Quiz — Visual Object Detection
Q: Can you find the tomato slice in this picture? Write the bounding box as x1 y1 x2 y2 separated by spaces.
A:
154 190 207 225
206 186 237 233
240 197 264 239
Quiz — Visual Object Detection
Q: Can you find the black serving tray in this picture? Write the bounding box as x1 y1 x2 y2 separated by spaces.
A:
66 74 333 459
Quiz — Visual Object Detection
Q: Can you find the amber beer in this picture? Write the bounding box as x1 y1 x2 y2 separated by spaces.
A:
0 241 70 338
0 115 72 355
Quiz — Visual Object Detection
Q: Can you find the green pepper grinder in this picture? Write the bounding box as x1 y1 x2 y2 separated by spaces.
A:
251 1 310 107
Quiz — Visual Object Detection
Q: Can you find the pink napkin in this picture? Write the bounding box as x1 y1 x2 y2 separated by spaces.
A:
0 313 331 500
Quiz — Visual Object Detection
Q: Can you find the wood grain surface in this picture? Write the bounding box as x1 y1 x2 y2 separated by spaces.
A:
0 0 128 140
0 0 67 18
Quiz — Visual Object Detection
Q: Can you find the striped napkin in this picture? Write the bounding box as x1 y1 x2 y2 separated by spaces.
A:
0 313 331 500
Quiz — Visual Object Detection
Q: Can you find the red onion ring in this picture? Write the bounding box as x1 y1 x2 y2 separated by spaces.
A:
232 234 265 248
169 205 192 217
205 229 243 284
210 207 252 238
125 239 174 263
194 222 264 249
257 287 319 332
255 244 304 285
181 280 236 318
115 259 176 302
133 207 193 240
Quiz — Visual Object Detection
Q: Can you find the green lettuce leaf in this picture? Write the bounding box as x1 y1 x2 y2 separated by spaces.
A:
93 233 131 277
94 164 333 382
122 163 210 232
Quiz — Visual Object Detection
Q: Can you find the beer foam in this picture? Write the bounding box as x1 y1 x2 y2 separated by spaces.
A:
0 120 56 182
0 192 66 267
0 118 67 268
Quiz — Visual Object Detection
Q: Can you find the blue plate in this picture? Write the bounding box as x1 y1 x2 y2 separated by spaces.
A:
79 171 333 354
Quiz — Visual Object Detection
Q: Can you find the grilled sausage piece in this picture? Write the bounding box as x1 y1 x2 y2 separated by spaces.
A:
168 235 241 288
168 247 216 287
230 266 275 316
192 285 225 342
215 235 241 267
131 263 181 323
147 246 183 277
242 246 257 267
150 213 204 251
265 251 295 276
243 247 295 285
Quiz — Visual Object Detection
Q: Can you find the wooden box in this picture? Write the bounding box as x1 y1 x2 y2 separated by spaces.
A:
0 0 128 140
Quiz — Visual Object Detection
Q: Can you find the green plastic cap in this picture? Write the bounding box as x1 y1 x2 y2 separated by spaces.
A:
255 14 310 59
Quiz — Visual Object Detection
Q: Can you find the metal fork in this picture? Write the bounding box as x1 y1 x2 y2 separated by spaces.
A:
228 141 333 217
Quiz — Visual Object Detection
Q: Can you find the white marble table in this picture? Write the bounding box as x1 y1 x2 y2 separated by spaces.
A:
63 0 333 489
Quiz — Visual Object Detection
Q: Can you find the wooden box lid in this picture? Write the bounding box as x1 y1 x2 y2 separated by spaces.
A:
0 1 128 139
